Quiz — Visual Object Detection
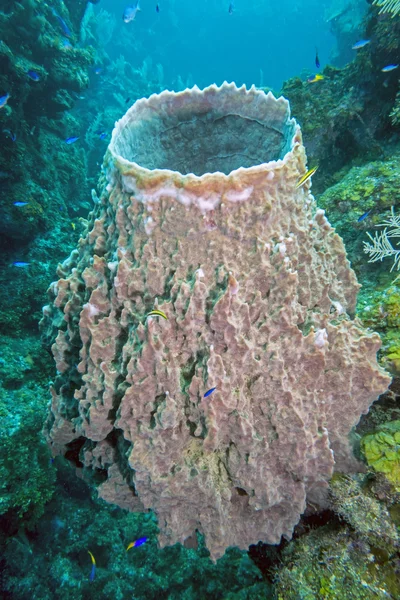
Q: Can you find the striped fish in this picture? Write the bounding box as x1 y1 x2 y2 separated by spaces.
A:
147 309 168 320
296 166 318 188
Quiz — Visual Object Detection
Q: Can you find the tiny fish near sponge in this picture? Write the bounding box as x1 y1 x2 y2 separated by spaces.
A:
41 82 390 561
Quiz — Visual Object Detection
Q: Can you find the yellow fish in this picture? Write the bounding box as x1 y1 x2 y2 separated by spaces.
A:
296 166 318 188
147 309 168 320
71 222 76 231
307 74 324 83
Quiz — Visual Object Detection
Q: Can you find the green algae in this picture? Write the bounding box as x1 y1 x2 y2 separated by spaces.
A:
275 473 400 600
357 284 400 376
317 155 400 278
361 421 400 492
276 525 399 600
330 473 399 552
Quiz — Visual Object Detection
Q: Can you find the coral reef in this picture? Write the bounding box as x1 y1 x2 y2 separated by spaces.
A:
0 334 268 599
0 1 166 339
361 421 400 491
0 335 55 527
275 473 400 599
41 83 389 561
281 6 400 191
0 0 99 339
275 524 400 599
363 207 400 273
0 0 95 229
330 473 399 551
1 0 400 594
357 283 400 376
0 458 269 599
374 0 400 16
0 223 85 336
317 153 400 275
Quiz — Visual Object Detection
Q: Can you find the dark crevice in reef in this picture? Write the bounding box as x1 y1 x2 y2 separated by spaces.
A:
115 325 129 357
150 394 167 429
105 429 120 448
248 540 287 583
164 269 177 301
186 420 197 437
180 351 210 438
205 267 230 324
180 355 197 396
91 468 108 485
51 337 83 421
107 373 128 422
104 430 138 494
248 511 342 583
56 381 80 420
198 415 208 439
64 437 86 468
292 509 343 542
106 318 132 423
186 414 207 439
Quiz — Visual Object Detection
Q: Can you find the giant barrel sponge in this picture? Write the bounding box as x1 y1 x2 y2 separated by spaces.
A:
41 82 390 560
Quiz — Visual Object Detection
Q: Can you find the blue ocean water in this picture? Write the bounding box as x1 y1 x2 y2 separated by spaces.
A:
1 0 400 598
98 0 339 91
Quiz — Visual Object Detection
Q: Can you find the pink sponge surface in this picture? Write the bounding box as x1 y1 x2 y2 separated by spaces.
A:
41 83 389 560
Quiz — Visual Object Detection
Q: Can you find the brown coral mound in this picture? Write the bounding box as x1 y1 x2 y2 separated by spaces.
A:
41 82 389 560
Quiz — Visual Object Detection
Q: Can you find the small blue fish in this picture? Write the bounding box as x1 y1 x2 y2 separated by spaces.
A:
65 136 79 144
315 48 320 69
88 551 96 582
3 129 16 141
52 9 72 38
125 97 131 103
0 93 10 108
204 387 216 398
352 39 370 50
13 262 30 267
123 1 140 23
126 536 148 550
14 202 29 207
61 37 73 50
156 4 160 12
94 66 103 75
381 64 399 72
27 70 40 81
99 132 107 140
357 209 372 222
228 2 234 14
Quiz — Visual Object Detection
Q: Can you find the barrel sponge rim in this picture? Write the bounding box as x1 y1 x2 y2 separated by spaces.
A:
107 81 301 181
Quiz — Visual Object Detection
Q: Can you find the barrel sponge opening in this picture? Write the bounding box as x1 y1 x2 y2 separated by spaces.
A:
111 82 298 176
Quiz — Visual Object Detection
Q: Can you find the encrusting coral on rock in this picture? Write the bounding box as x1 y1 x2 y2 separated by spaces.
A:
41 83 390 561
